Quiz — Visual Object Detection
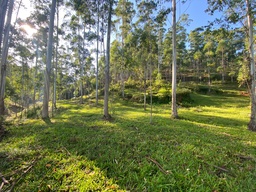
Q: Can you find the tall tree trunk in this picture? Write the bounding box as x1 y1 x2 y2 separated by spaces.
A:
53 1 59 110
143 63 147 111
0 0 8 54
33 39 39 110
222 49 225 83
171 0 178 118
95 0 99 105
79 20 85 104
103 0 112 119
150 45 153 124
247 0 256 131
158 27 163 74
0 0 14 119
21 58 24 118
42 0 56 119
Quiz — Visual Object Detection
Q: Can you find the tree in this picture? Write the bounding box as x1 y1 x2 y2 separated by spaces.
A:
216 39 227 82
0 0 15 120
95 0 100 105
0 0 8 53
207 0 255 130
246 0 256 131
42 0 56 119
203 40 215 86
103 0 113 120
171 0 177 118
115 0 134 98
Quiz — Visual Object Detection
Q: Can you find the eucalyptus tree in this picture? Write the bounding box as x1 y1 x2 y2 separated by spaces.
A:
175 14 191 81
0 0 8 53
103 0 114 120
95 0 100 105
207 0 256 131
188 28 205 81
203 40 215 85
246 0 256 131
14 26 35 114
155 4 170 75
171 0 177 118
114 0 135 98
53 0 60 110
0 0 15 122
42 0 56 119
135 0 157 110
216 39 228 82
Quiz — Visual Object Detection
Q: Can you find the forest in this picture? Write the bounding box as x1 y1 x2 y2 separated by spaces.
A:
0 0 256 191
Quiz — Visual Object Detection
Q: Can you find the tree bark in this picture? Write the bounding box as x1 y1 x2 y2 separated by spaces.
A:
246 0 256 131
143 63 147 111
53 1 59 109
0 0 14 118
79 19 84 104
0 0 8 54
95 0 99 105
33 39 39 111
42 0 56 119
171 0 178 118
103 0 112 120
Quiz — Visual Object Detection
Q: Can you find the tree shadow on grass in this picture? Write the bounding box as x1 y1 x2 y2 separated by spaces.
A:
190 93 249 108
2 97 256 191
32 106 256 191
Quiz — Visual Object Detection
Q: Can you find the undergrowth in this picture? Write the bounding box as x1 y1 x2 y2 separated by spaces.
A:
0 88 256 191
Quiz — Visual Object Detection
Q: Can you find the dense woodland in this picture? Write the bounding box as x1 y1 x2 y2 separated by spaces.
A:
0 0 256 191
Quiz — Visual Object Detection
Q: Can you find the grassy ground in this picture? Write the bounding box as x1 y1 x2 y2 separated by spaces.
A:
0 89 256 191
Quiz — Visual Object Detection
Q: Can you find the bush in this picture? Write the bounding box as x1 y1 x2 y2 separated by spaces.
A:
125 77 139 89
176 88 192 105
27 106 41 119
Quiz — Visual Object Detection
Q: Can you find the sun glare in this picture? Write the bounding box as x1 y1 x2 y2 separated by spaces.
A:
20 24 37 38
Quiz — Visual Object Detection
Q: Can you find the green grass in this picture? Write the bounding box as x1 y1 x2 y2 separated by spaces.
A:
1 90 256 191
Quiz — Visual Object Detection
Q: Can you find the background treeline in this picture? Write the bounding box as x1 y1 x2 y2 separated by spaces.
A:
0 0 255 115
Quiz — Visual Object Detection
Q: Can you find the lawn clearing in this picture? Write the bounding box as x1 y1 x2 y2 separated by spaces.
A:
0 91 256 191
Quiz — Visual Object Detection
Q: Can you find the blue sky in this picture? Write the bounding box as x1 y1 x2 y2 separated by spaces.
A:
130 0 224 33
164 0 223 32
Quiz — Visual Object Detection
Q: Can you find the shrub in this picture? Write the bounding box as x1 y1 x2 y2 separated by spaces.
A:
125 77 139 89
27 106 41 119
176 88 192 105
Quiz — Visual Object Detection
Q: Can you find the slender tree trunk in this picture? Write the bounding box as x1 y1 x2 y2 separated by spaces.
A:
158 27 163 74
247 0 256 131
80 22 85 104
21 59 24 118
42 0 56 119
33 39 39 110
95 0 99 105
171 0 178 118
121 71 125 98
103 0 112 119
143 63 147 111
150 46 153 124
0 0 14 120
53 2 59 109
222 49 225 83
0 0 8 54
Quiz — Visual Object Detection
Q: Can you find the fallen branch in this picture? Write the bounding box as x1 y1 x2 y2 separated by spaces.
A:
0 172 10 191
3 156 41 192
146 156 171 175
200 160 235 177
211 164 229 173
0 172 9 185
57 146 71 156
235 154 255 161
